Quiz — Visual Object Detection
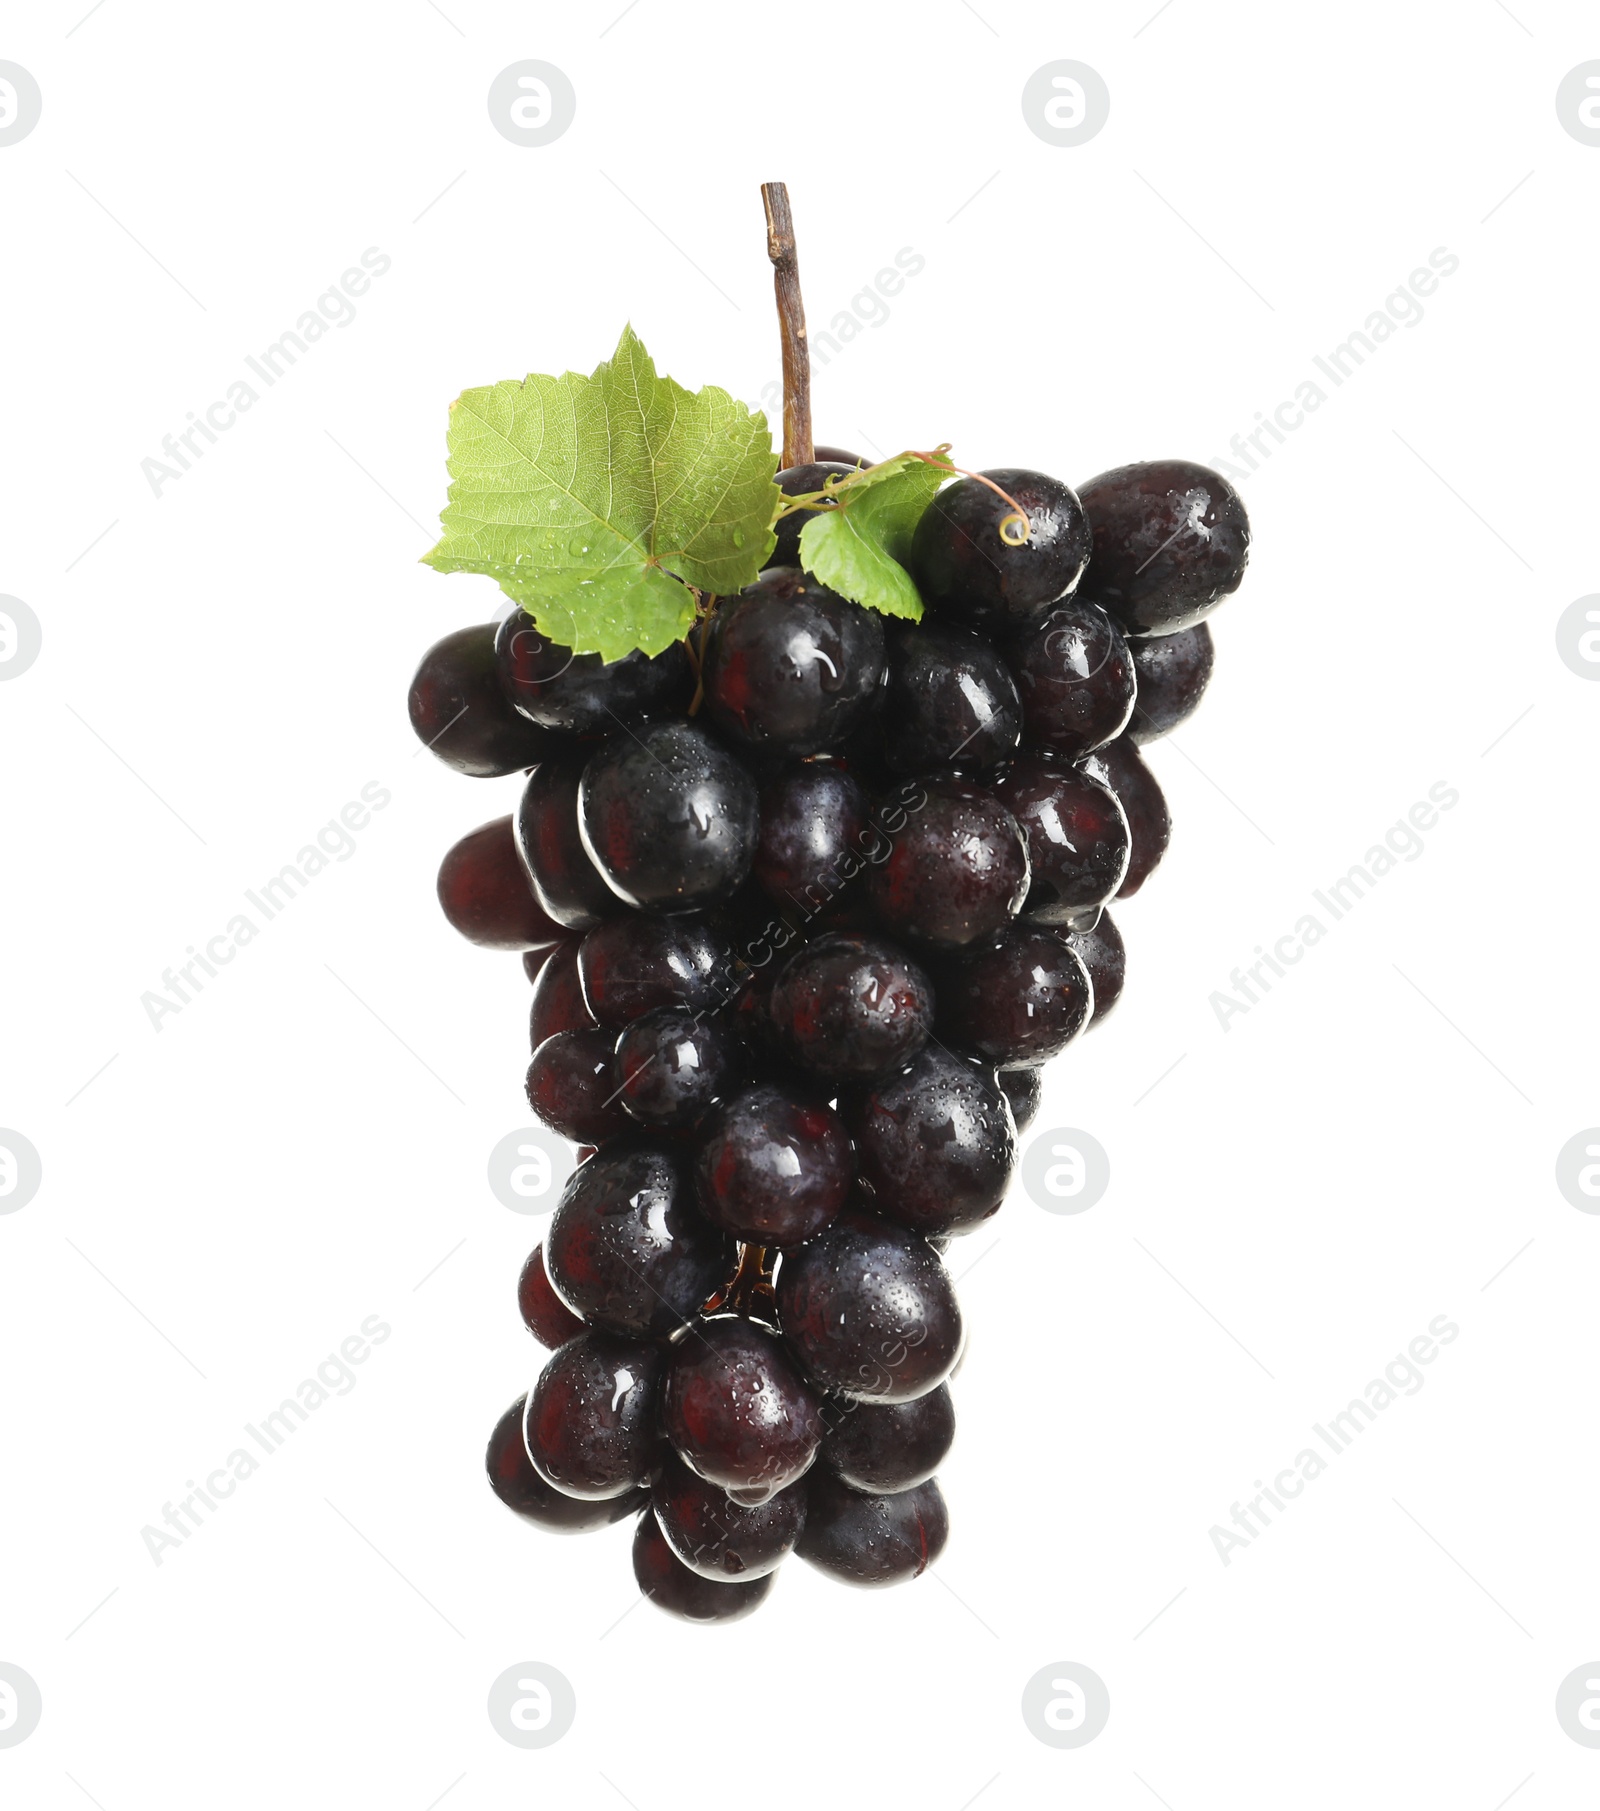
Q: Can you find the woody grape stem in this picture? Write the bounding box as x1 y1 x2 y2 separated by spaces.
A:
760 182 813 468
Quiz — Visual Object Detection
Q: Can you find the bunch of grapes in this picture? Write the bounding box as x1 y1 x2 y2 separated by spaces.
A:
411 450 1248 1623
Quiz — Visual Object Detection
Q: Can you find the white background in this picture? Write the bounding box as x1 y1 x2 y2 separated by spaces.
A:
3 2 1597 1806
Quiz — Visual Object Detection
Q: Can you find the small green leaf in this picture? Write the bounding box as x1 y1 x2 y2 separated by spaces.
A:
424 325 780 659
796 453 949 621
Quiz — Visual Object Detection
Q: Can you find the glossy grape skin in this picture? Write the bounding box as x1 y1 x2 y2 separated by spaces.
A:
990 753 1130 922
486 1397 645 1531
812 444 868 468
821 1386 955 1494
578 913 733 1029
868 777 1030 951
796 1472 949 1587
494 612 692 736
514 758 617 932
848 1046 1017 1236
769 461 857 570
776 1205 962 1403
768 932 934 1085
580 721 759 912
937 925 1093 1067
910 469 1091 636
614 1008 741 1129
523 1332 664 1499
1078 736 1171 898
529 940 596 1047
752 764 868 912
525 1028 631 1146
518 1243 588 1348
544 1141 735 1338
997 1066 1042 1133
1078 460 1249 636
1068 908 1126 1026
694 1083 853 1247
652 1451 806 1580
703 569 886 757
881 624 1022 775
409 623 555 777
437 816 564 952
663 1315 823 1504
1129 622 1214 743
633 1511 774 1623
1008 598 1136 759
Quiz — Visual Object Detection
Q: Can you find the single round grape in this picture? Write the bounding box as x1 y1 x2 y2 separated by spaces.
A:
437 816 563 952
525 1027 631 1146
544 1141 735 1338
523 1333 664 1499
663 1315 823 1504
796 1472 949 1587
633 1510 774 1622
1007 598 1136 759
868 777 1030 951
910 468 1090 635
580 721 758 912
848 1046 1016 1236
409 623 555 777
769 461 857 569
821 1386 955 1494
1078 737 1171 897
615 1007 741 1129
776 1205 962 1402
486 1397 646 1531
937 925 1093 1066
1078 460 1249 636
494 612 691 736
1128 621 1214 743
1068 908 1125 1026
767 932 934 1084
990 752 1130 921
997 1066 1042 1132
517 1243 588 1348
880 623 1022 774
652 1451 806 1580
514 758 617 931
694 1082 853 1247
529 939 596 1047
752 764 868 912
578 913 734 1029
703 570 886 756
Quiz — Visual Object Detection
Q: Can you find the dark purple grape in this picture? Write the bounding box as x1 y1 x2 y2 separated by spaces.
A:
544 1141 735 1338
752 764 868 913
695 1083 853 1247
821 1387 954 1494
525 1028 630 1146
776 1206 962 1402
767 931 933 1085
1007 598 1136 759
494 612 691 736
880 623 1022 774
937 925 1092 1066
663 1315 823 1503
633 1511 774 1622
514 759 616 931
523 1333 664 1499
580 721 758 912
997 1066 1042 1132
518 1243 588 1348
1068 909 1125 1025
703 570 886 756
1078 460 1249 637
769 461 857 570
1129 622 1214 743
486 1397 645 1531
811 444 868 468
910 469 1090 636
796 1472 948 1587
529 939 596 1047
848 1046 1016 1236
409 623 555 777
652 1452 806 1580
615 1008 741 1129
990 753 1129 922
578 913 733 1029
437 816 563 952
1078 736 1171 898
868 777 1029 951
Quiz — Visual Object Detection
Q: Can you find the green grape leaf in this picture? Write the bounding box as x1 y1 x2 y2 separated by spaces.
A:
423 325 780 660
795 453 949 621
